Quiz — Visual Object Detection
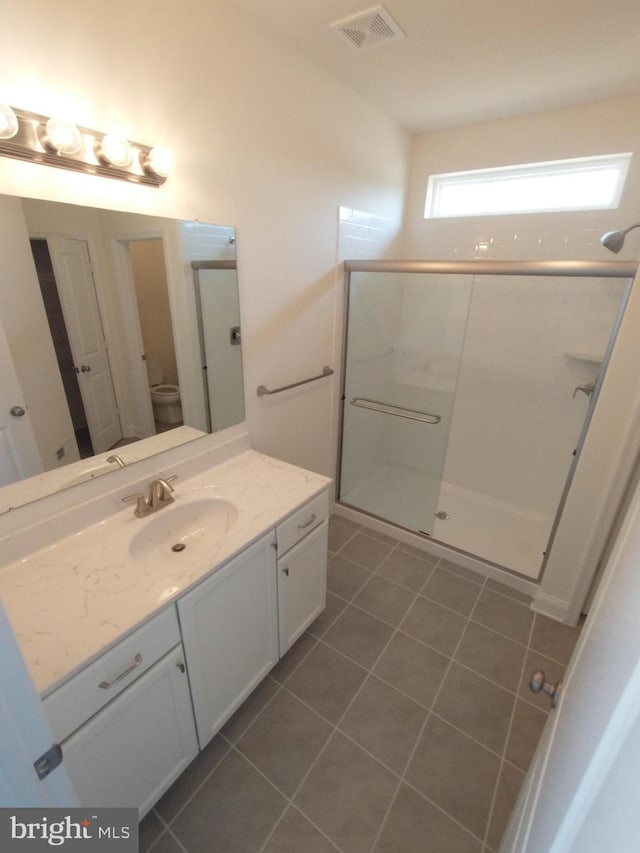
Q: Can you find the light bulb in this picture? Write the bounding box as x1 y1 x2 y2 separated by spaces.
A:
96 134 132 168
141 146 171 179
0 104 19 140
43 118 83 155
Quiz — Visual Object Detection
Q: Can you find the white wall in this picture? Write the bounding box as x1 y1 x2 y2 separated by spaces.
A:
402 95 640 528
0 0 409 478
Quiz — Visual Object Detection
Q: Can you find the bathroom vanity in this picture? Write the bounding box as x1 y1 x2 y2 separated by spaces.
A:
0 435 330 815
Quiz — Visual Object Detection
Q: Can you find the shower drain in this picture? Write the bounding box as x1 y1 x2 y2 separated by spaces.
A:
435 510 450 520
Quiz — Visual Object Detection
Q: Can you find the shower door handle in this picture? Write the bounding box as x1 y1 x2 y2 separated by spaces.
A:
351 397 441 425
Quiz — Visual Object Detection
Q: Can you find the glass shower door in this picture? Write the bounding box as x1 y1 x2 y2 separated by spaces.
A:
338 269 472 535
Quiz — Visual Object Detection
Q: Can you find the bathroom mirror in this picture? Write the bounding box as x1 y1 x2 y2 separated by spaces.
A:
0 194 244 512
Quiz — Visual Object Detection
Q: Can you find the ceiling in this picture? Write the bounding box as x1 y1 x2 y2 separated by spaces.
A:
232 0 640 132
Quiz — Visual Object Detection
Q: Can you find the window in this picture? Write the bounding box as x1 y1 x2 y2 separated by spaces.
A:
424 153 632 219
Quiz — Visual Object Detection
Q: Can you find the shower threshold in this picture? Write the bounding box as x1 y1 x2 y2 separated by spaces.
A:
339 465 550 579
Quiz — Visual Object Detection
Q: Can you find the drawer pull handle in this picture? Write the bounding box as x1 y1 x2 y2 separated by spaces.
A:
297 514 317 530
99 653 143 689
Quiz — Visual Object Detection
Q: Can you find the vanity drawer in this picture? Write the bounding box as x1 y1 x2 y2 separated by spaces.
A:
43 606 181 743
277 490 329 556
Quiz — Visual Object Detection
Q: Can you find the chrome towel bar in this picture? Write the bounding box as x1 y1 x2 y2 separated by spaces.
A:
257 366 334 396
351 397 441 424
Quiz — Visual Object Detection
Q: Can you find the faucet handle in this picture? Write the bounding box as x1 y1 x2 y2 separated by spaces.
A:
122 493 149 517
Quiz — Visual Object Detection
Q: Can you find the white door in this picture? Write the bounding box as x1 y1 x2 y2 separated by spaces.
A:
501 476 640 853
47 238 122 453
0 319 42 485
0 601 77 807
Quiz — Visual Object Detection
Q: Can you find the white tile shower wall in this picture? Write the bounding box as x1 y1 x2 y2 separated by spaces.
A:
401 95 640 522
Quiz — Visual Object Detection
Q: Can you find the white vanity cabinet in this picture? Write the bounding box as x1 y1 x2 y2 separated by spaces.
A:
177 531 279 748
43 608 198 817
276 490 328 655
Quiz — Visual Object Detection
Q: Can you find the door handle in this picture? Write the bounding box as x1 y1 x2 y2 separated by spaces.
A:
529 669 562 709
81 365 91 373
10 406 26 417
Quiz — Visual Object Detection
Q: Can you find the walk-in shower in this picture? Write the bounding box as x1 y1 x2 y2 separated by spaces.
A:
336 259 636 580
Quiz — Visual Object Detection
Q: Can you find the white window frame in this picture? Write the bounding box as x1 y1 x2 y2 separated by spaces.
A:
424 153 632 219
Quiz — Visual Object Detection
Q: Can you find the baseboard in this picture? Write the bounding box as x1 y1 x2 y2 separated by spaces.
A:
531 589 571 623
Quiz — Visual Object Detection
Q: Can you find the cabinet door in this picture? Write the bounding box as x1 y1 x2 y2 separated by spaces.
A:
177 533 278 748
62 645 198 817
278 521 327 655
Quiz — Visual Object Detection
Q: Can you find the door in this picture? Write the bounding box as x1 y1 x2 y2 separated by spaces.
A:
501 475 640 852
47 238 122 453
0 600 77 807
0 319 42 485
178 533 279 748
62 645 198 817
339 270 472 533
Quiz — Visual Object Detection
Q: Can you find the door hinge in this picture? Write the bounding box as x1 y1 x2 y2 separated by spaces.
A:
34 743 63 780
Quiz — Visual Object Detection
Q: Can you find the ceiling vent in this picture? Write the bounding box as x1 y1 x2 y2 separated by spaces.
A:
330 5 405 51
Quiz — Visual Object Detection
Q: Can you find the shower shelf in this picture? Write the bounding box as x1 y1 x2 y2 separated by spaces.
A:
564 352 604 365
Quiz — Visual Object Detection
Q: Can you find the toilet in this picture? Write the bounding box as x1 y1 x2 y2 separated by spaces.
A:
146 354 182 424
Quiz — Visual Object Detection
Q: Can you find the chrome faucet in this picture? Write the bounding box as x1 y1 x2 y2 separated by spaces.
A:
122 476 177 518
107 454 126 468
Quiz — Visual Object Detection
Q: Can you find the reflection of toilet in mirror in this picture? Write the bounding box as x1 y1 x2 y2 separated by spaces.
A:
146 354 182 426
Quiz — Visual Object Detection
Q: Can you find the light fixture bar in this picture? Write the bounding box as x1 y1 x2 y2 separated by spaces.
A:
0 106 168 187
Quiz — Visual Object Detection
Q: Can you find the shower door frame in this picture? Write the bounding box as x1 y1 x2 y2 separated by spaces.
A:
337 258 637 584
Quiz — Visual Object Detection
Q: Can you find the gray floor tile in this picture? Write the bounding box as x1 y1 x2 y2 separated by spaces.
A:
374 783 482 853
373 632 449 708
308 592 348 638
264 806 338 853
171 750 286 853
422 567 482 616
518 649 565 712
237 689 332 796
139 811 164 853
400 596 467 657
530 613 581 664
270 633 317 684
339 532 395 570
328 518 358 553
285 641 367 723
486 762 525 851
353 574 416 626
505 700 548 771
294 732 398 853
472 589 534 645
406 715 500 839
339 675 427 773
220 676 279 744
155 735 230 821
149 831 184 853
456 621 527 692
326 554 372 600
438 558 484 584
484 577 533 605
323 605 394 668
377 548 435 591
434 663 515 753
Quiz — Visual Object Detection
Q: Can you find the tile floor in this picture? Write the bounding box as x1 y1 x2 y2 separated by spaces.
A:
140 515 581 853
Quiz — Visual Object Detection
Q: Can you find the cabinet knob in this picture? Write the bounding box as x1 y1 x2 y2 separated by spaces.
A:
282 567 289 576
176 661 186 674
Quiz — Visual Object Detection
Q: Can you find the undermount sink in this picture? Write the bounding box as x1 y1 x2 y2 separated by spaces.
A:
128 497 238 559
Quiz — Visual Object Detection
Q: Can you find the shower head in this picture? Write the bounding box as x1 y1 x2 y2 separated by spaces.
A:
600 222 640 254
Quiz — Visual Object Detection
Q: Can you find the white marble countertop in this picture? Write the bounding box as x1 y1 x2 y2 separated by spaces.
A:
0 449 330 696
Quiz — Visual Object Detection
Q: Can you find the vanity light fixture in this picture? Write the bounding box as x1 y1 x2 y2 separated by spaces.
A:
0 104 169 187
0 104 19 139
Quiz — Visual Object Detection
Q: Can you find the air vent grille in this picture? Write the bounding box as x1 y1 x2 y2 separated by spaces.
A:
330 5 405 51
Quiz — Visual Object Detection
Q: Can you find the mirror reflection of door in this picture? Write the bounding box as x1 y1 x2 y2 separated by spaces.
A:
30 238 122 458
126 239 182 434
